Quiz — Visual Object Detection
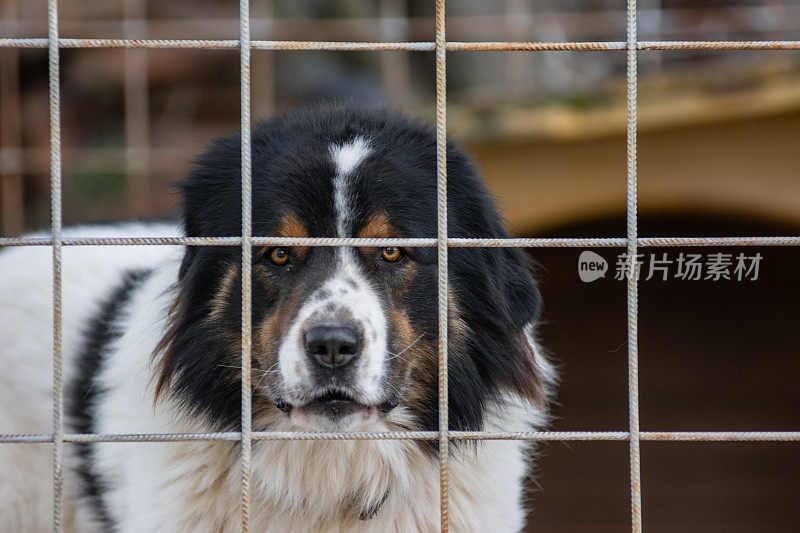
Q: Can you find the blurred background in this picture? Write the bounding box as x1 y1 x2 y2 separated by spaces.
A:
1 1 799 531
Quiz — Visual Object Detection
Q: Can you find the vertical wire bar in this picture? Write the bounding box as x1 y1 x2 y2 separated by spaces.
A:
47 0 64 530
239 0 253 530
625 0 642 531
434 0 449 531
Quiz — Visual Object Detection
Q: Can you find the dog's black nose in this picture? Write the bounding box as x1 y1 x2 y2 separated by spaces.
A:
305 325 362 369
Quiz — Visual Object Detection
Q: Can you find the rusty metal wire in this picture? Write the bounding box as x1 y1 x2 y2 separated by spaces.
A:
238 0 254 529
625 1 642 531
447 41 625 51
46 0 65 530
3 38 800 51
638 40 800 50
2 236 800 248
635 236 800 247
253 40 435 51
2 430 800 444
434 1 450 530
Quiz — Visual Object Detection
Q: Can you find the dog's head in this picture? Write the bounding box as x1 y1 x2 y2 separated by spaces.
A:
155 106 548 434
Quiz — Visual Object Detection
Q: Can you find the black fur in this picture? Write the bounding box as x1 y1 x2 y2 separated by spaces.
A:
162 105 543 437
68 269 151 532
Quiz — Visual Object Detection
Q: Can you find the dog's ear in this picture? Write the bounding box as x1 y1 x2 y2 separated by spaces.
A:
446 149 547 406
451 244 546 406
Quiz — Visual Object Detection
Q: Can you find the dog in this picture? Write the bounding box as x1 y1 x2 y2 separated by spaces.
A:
0 105 555 532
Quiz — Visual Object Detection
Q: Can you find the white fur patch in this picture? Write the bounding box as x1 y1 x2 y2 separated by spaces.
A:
330 136 370 238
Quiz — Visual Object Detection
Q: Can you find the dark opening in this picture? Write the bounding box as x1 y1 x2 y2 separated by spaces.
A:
524 212 800 532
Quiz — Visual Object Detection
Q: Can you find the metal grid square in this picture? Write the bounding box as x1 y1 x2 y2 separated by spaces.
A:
1 0 800 531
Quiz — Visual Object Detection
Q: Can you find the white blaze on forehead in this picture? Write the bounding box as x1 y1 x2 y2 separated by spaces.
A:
275 136 388 407
330 136 371 237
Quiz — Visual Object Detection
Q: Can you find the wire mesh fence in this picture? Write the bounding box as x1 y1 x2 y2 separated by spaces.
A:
2 0 800 531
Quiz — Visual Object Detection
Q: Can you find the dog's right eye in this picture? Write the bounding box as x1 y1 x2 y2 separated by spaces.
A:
268 247 289 265
381 247 403 262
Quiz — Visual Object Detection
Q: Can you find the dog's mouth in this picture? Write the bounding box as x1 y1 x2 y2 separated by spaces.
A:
305 390 363 419
272 390 365 421
274 390 398 421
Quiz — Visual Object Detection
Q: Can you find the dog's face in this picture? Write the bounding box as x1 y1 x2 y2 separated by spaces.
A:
155 107 547 435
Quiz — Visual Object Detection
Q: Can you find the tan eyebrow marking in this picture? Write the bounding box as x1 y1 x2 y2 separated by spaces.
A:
357 212 400 240
276 213 309 239
258 213 310 261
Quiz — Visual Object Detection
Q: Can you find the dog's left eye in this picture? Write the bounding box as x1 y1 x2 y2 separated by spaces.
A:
268 247 289 265
381 247 403 262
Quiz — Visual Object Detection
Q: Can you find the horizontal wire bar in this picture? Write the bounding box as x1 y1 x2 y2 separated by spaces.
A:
0 38 617 50
643 432 800 441
2 431 799 444
636 236 800 246
2 38 799 51
252 40 435 51
447 41 625 51
1 236 799 248
638 40 800 50
0 38 238 49
0 432 241 443
449 237 628 247
0 236 241 246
